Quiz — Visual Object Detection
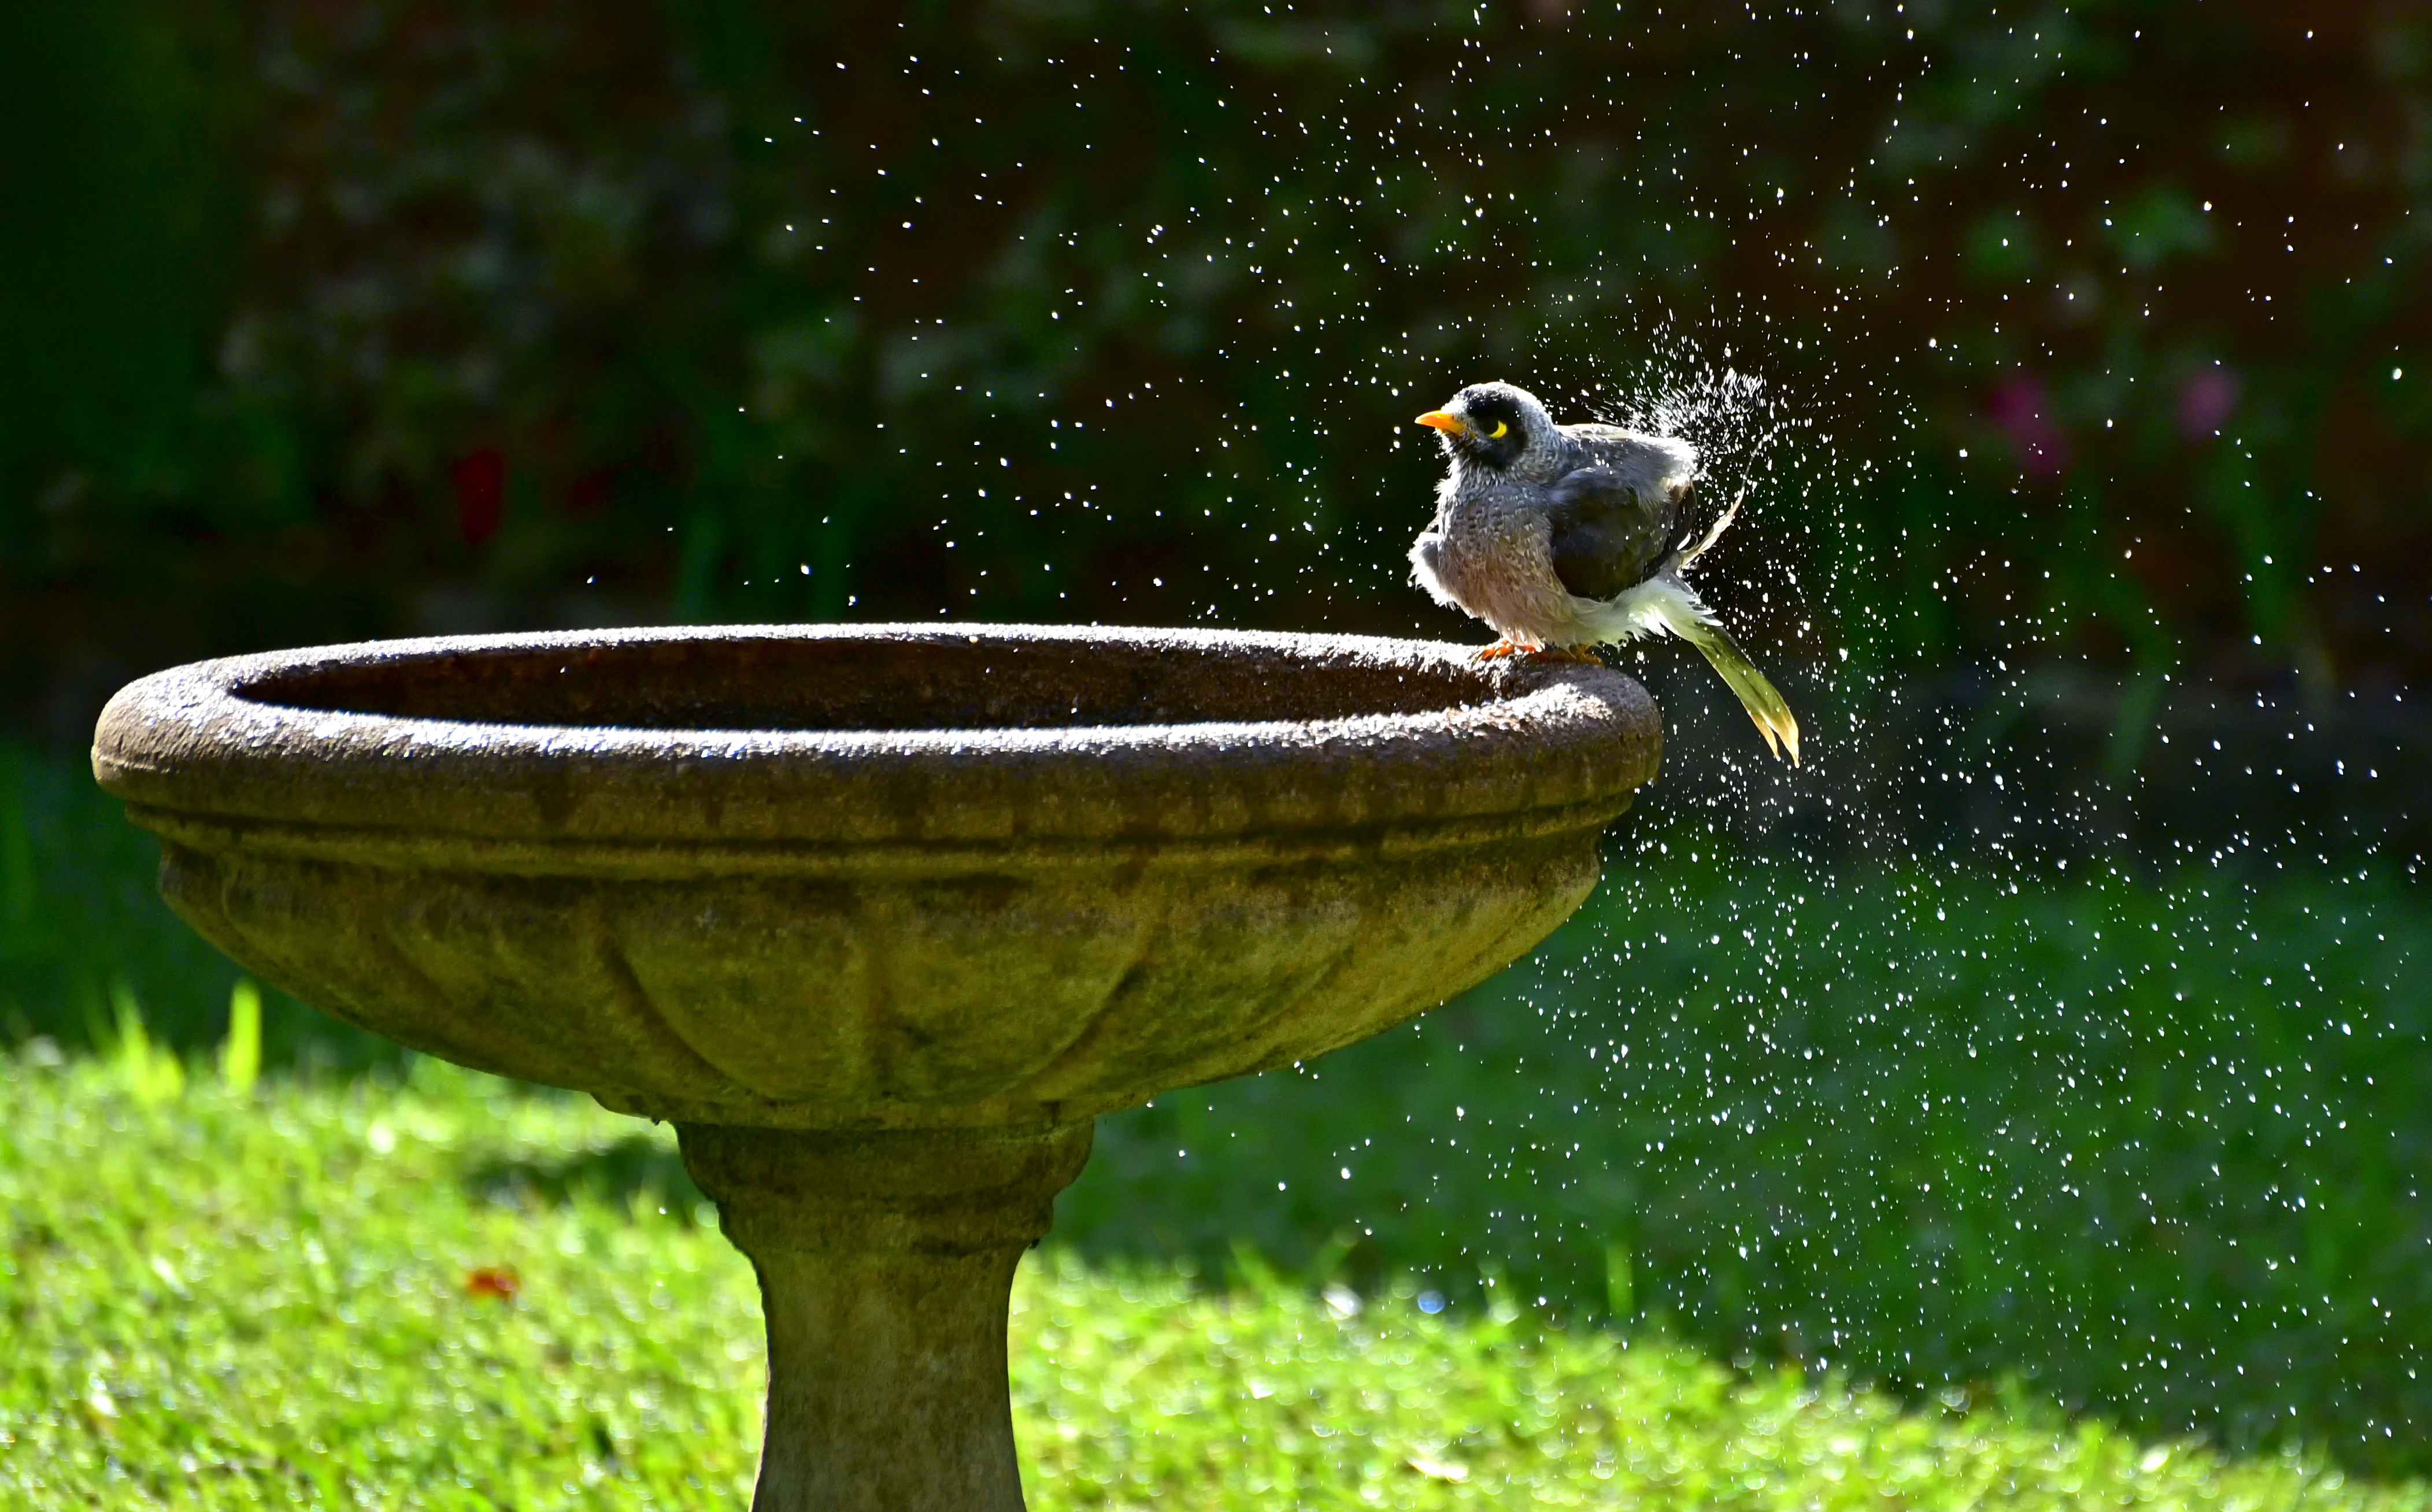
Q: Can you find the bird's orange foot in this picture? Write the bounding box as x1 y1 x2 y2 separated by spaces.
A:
1526 644 1604 665
1470 639 1537 663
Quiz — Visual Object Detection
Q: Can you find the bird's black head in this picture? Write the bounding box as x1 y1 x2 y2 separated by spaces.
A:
1415 381 1548 472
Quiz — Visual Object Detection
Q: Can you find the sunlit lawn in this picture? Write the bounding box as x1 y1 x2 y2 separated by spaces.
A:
8 741 2431 1487
4 1053 2424 1510
1076 836 2432 1473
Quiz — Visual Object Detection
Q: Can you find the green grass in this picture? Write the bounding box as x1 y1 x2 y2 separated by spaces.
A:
9 740 2431 1477
3 1051 2425 1510
1071 836 2432 1473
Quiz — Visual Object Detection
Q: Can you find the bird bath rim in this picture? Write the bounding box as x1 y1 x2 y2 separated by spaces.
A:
92 622 1661 863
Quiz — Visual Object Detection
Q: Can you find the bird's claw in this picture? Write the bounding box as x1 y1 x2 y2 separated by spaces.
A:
1472 640 1598 666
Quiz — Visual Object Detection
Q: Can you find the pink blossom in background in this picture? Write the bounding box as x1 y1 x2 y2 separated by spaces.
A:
2178 367 2240 442
1989 373 2069 480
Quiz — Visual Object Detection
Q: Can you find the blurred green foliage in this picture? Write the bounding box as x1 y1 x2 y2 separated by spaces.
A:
3 0 2427 741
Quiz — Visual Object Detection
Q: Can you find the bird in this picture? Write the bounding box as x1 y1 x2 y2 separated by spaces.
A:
1406 380 1801 764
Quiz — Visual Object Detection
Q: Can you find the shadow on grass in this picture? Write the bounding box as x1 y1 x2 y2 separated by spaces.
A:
1059 833 2432 1479
2 743 404 1076
465 1133 708 1221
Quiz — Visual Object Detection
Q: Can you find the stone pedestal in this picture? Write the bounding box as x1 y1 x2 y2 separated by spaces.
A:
678 1122 1095 1511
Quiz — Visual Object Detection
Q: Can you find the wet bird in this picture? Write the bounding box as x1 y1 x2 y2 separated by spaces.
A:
1408 380 1801 764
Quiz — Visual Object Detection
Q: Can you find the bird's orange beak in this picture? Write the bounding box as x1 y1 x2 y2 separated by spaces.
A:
1415 410 1467 435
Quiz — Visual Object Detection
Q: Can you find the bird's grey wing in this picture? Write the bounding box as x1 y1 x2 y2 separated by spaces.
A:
1542 466 1681 602
1561 424 1696 488
1561 423 1644 450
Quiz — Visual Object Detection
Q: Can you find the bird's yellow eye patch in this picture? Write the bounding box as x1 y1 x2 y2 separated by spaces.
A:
1490 420 1509 439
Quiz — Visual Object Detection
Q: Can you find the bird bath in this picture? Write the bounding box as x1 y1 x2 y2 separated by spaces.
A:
92 623 1661 1510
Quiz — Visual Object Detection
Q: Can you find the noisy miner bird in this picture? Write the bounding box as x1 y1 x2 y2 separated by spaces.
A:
1408 380 1801 764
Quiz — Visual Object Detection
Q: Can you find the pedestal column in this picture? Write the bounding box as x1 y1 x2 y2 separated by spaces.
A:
677 1120 1095 1512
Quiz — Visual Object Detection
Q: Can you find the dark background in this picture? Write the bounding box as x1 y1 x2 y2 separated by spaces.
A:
5 0 2427 762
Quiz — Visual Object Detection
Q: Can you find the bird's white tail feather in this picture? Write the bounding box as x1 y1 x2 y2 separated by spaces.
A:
1668 490 1745 574
1616 576 1801 765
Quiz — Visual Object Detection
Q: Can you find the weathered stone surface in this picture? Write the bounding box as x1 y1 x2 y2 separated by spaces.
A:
93 624 1661 1129
92 622 1663 1509
678 1121 1095 1511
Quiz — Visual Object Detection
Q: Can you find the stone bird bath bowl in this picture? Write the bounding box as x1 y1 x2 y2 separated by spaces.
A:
93 623 1661 1510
